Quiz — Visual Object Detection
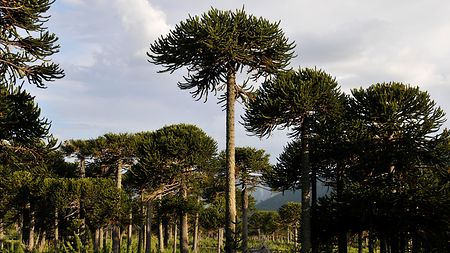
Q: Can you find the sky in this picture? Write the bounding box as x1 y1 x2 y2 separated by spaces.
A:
29 0 450 164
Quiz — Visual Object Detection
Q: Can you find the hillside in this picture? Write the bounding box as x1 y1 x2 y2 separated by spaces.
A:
255 185 331 211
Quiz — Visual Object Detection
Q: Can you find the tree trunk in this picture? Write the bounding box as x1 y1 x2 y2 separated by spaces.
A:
180 186 189 253
218 228 224 253
23 202 35 251
241 182 249 253
112 226 121 253
311 165 317 253
159 219 164 252
99 227 104 252
192 212 199 253
337 162 347 253
127 212 132 253
300 118 312 253
79 157 86 178
94 229 99 253
225 69 237 253
146 200 153 253
163 219 169 249
54 207 59 252
172 223 177 253
112 160 123 253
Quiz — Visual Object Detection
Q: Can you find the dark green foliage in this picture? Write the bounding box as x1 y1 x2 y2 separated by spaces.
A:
243 68 343 137
0 0 64 88
278 202 301 227
346 82 446 179
128 124 217 192
248 211 280 236
148 7 295 100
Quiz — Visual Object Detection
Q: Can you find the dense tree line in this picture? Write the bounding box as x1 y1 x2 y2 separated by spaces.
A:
1 1 450 253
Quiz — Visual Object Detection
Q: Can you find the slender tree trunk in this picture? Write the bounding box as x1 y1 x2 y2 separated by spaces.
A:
54 207 59 252
163 219 169 249
112 160 123 253
127 212 132 253
241 182 249 253
311 165 317 253
192 212 199 253
99 227 104 252
337 162 347 253
218 228 224 253
294 225 298 247
225 69 237 253
180 185 189 253
146 200 153 253
159 219 164 252
94 229 100 253
172 223 177 253
300 118 312 253
112 226 121 253
23 202 35 251
79 157 86 178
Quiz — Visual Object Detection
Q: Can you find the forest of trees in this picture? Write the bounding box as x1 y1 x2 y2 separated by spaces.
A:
1 1 449 253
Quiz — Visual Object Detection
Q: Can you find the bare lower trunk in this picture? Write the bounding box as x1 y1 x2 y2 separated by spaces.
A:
218 228 224 253
99 227 104 251
112 226 121 253
54 207 59 252
172 223 177 253
127 212 132 253
145 200 153 253
300 120 311 253
180 186 189 253
192 212 199 253
225 69 237 253
241 183 249 253
159 219 164 252
94 229 99 253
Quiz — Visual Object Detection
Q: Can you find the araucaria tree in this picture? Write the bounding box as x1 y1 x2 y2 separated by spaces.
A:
0 0 64 88
243 68 344 253
148 8 295 252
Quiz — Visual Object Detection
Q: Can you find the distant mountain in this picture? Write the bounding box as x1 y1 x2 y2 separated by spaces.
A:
255 185 331 211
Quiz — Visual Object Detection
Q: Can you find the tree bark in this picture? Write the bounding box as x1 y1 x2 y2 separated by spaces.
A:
99 227 104 252
127 212 132 253
192 212 199 253
225 69 237 253
241 182 249 253
180 186 189 253
94 229 99 253
311 165 317 253
79 157 86 178
300 118 312 253
218 228 224 253
146 200 153 253
172 223 177 253
163 219 169 249
159 219 164 252
54 207 59 252
112 226 121 253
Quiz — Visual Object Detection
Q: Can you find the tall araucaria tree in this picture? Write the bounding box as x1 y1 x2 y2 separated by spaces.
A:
243 68 344 253
148 9 294 252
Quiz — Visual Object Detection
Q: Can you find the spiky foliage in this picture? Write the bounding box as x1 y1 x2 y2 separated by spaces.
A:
0 0 64 88
149 7 295 100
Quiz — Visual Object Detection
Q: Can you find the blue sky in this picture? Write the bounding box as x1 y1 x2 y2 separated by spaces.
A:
30 0 450 162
